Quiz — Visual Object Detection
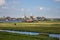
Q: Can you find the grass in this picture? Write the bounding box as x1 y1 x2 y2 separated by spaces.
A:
0 21 60 40
0 21 60 34
0 32 59 40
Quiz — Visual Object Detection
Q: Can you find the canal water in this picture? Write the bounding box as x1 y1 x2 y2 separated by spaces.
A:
0 30 60 40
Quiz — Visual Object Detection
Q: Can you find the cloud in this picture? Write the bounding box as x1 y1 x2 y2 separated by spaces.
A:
54 0 60 2
0 0 5 5
39 7 44 10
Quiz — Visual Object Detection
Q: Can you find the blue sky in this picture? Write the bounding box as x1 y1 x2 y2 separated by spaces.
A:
0 0 60 18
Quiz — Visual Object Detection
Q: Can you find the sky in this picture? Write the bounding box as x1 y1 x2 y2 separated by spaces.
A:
0 0 60 18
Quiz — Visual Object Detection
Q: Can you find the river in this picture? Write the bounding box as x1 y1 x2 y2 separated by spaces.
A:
0 30 60 40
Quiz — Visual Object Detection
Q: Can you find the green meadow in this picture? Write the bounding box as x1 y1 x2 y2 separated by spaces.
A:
0 21 60 34
0 21 60 40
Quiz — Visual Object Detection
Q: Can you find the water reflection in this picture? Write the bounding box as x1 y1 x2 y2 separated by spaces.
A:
49 34 60 40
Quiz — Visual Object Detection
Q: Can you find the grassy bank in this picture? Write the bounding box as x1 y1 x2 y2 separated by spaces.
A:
0 21 60 34
0 32 59 40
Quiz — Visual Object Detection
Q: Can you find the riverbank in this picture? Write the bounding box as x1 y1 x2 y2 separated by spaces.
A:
0 31 59 40
0 30 60 39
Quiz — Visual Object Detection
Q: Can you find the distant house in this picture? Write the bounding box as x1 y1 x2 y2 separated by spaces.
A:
41 17 46 21
23 16 34 22
25 18 33 22
0 16 23 22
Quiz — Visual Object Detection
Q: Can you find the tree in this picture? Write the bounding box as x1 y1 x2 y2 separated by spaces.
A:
36 17 41 21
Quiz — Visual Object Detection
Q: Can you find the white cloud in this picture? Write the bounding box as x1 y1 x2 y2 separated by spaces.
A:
0 0 5 5
40 7 44 10
54 0 60 2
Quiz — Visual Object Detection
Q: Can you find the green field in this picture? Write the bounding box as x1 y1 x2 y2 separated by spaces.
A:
0 21 60 34
0 21 60 40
